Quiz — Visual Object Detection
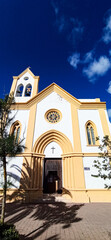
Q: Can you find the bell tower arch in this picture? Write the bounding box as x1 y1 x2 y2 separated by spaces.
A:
10 68 40 102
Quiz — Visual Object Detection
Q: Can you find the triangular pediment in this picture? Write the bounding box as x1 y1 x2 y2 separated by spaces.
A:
12 82 106 110
27 82 81 107
13 67 39 80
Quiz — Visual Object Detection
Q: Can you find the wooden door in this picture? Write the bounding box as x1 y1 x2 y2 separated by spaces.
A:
43 158 62 193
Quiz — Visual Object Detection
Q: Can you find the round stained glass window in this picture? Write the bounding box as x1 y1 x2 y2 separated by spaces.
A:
46 110 61 123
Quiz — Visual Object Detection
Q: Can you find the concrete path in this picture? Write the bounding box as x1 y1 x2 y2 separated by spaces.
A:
2 201 111 240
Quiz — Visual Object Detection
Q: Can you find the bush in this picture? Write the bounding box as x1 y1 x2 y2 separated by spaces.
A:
0 223 19 240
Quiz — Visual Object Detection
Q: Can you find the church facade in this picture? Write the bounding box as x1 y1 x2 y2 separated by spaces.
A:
1 68 111 203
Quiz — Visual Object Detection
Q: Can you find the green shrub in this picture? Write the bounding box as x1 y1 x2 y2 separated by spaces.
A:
0 223 19 240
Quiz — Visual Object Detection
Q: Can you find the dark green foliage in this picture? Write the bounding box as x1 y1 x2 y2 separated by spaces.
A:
0 93 25 159
0 94 14 139
0 223 19 240
92 135 111 188
0 93 25 224
0 134 24 158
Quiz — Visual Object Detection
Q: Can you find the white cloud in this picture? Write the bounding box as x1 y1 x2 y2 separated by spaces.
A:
57 16 65 32
51 0 59 15
107 81 111 94
83 56 111 82
68 18 84 44
51 2 84 44
51 0 66 33
56 16 84 38
70 18 84 34
83 51 94 63
68 53 80 69
102 15 111 44
108 109 111 119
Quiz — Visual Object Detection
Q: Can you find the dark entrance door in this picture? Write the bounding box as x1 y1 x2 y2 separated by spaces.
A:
43 158 62 193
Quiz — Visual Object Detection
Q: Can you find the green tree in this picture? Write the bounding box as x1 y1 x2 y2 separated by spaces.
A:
92 135 111 188
0 94 25 224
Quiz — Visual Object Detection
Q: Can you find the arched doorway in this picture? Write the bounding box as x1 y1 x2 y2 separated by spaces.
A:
33 130 73 193
43 142 62 193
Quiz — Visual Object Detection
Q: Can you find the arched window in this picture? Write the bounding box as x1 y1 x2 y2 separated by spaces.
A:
86 121 97 145
16 84 24 97
10 121 21 143
24 84 32 97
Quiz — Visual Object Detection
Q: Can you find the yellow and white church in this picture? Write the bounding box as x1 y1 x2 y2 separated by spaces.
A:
1 68 111 203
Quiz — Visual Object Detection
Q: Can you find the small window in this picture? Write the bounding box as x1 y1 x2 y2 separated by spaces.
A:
11 122 21 143
91 127 95 145
86 122 96 145
16 84 24 97
87 126 91 145
24 76 29 80
24 84 32 97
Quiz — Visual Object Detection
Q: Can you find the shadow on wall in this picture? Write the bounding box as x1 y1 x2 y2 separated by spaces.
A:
1 157 74 203
1 201 84 240
9 157 31 189
0 157 33 202
62 188 73 198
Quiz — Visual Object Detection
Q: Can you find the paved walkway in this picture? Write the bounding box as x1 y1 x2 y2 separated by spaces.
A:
2 200 111 240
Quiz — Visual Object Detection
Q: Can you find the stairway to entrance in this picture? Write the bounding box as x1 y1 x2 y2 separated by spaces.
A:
32 193 73 204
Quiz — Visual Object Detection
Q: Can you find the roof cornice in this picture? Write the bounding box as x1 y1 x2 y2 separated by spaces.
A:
10 82 106 110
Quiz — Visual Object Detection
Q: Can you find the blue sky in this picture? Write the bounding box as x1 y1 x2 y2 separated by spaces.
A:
0 0 111 120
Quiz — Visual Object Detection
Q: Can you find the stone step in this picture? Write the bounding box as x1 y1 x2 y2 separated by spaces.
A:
31 194 73 204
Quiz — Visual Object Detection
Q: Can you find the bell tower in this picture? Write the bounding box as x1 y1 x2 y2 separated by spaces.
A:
10 68 40 102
